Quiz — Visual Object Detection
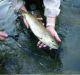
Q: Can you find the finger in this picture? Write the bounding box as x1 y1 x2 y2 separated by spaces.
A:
37 41 41 46
54 32 61 42
23 18 29 28
43 44 47 47
0 36 6 40
0 32 8 37
39 43 44 48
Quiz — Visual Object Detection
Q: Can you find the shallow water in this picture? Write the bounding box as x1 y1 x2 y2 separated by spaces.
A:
0 28 62 74
1 23 80 74
57 24 80 74
0 0 80 74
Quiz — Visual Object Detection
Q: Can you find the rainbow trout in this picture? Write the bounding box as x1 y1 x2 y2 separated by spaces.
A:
19 10 59 49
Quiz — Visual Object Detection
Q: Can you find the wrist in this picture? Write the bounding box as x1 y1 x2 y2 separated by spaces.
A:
46 17 56 28
46 24 55 29
46 25 55 28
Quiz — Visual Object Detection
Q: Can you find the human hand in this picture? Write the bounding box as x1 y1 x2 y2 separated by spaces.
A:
0 32 8 40
37 26 61 48
46 26 61 42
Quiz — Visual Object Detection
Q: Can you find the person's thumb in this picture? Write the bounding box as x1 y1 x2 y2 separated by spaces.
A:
53 31 61 43
0 32 8 37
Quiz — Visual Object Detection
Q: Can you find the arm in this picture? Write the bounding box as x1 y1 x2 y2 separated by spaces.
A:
37 0 61 48
0 0 28 41
43 0 60 17
0 0 25 41
43 0 61 42
43 0 60 28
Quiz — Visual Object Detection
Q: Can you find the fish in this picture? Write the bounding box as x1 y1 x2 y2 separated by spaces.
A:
18 9 59 49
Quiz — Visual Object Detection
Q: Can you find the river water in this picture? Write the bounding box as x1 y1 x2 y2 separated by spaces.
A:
0 0 80 74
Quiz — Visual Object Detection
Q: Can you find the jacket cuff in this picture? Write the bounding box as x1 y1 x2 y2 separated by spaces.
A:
44 8 60 17
46 17 56 28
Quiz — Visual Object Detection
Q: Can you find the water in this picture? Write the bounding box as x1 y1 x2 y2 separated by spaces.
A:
0 0 80 73
1 23 80 74
0 29 62 74
57 24 80 74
